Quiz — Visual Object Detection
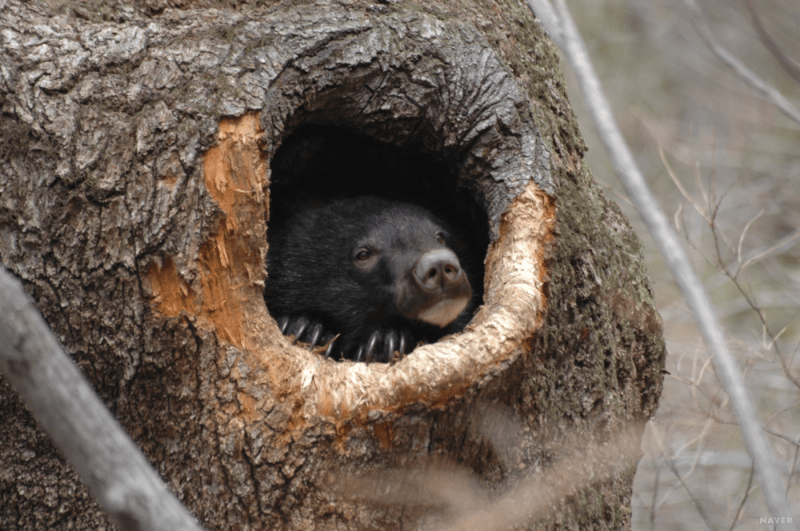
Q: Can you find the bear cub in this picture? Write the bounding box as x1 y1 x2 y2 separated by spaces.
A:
264 196 475 363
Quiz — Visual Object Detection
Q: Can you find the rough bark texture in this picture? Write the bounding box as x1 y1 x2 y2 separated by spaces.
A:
0 0 666 530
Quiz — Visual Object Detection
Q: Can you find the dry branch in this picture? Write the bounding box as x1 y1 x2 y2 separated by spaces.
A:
684 0 800 127
0 266 203 531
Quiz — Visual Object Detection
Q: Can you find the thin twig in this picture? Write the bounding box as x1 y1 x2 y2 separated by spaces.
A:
763 427 800 450
722 263 800 391
745 0 800 84
738 230 800 275
788 436 800 493
736 209 764 268
683 0 800 127
659 146 710 223
728 461 755 531
665 456 721 531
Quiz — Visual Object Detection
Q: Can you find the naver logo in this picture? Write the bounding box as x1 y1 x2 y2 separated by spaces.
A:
759 517 793 525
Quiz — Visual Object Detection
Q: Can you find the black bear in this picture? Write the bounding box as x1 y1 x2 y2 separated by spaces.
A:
264 196 475 363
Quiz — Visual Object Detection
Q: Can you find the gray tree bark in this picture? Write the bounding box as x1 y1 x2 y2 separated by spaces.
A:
0 0 666 529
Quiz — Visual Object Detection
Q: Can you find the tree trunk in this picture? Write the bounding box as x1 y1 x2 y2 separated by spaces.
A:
0 0 666 530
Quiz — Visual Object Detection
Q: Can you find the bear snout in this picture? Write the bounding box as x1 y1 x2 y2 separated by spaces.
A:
396 248 472 328
413 249 465 291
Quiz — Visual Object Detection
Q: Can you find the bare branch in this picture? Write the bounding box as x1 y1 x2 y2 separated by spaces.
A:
738 229 800 274
664 456 720 530
789 438 800 493
684 0 800 127
745 0 800 84
763 427 800 450
728 461 755 531
736 209 764 269
0 266 205 531
528 0 796 523
659 146 711 223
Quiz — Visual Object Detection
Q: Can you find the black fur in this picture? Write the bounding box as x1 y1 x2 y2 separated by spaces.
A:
264 196 476 362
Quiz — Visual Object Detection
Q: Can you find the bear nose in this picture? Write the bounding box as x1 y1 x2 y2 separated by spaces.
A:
413 249 463 291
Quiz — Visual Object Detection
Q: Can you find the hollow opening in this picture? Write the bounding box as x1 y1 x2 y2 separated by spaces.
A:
265 125 490 362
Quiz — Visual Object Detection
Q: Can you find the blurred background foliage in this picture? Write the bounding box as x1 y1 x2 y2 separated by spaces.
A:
562 0 800 528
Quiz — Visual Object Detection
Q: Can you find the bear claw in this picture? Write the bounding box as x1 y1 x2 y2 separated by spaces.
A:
278 315 333 351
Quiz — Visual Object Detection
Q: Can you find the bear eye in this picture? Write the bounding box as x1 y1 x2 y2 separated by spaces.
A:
355 249 373 262
435 232 445 245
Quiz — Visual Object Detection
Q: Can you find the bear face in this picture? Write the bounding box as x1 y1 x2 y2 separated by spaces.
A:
264 196 475 363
